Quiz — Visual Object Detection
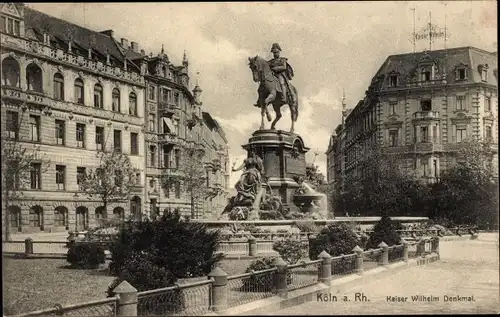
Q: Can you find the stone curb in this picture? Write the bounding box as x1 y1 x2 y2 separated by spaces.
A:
205 253 439 316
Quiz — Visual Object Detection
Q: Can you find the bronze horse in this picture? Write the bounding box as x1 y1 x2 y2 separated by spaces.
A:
248 56 299 133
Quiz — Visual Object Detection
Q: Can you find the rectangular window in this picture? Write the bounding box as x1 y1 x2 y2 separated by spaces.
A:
422 71 431 81
174 149 181 168
485 126 492 141
6 111 18 139
175 182 181 199
148 114 155 132
30 115 40 142
7 18 13 34
421 160 429 177
30 163 41 189
164 183 170 198
420 126 428 142
163 145 171 168
389 75 398 87
56 165 66 190
0 17 6 33
389 130 398 147
135 172 141 185
150 145 156 167
54 77 64 100
420 99 432 111
433 159 438 178
77 167 86 189
485 96 491 112
433 125 438 143
76 123 85 148
174 92 180 106
457 69 467 80
13 20 20 36
148 85 156 100
161 88 171 103
130 132 138 155
113 130 122 152
55 120 65 145
389 103 397 115
173 119 179 135
95 126 104 150
456 95 466 110
74 81 84 104
456 128 467 143
114 170 123 187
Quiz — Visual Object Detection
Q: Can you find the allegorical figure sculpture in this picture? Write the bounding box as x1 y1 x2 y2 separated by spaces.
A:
232 150 264 206
248 43 299 133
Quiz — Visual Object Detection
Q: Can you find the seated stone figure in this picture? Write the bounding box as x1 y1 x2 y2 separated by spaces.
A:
232 151 264 207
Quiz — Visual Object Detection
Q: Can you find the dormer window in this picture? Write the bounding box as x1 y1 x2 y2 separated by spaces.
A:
1 16 21 36
389 74 399 87
478 64 489 82
455 68 467 81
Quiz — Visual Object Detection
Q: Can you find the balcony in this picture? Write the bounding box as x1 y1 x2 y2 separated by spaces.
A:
1 33 144 85
1 87 144 126
159 101 177 116
158 133 179 144
412 111 440 121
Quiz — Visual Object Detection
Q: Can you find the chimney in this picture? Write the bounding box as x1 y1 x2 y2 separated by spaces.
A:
100 29 114 38
131 41 139 52
121 38 129 49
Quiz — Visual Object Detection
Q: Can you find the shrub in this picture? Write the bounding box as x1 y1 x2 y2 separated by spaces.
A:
109 212 223 291
366 214 403 249
67 242 106 269
272 239 308 264
294 220 321 233
308 222 359 260
240 257 291 292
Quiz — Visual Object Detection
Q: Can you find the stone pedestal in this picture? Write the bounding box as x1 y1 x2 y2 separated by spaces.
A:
242 129 309 213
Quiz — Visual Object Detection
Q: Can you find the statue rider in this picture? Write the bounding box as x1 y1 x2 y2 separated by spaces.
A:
269 43 296 104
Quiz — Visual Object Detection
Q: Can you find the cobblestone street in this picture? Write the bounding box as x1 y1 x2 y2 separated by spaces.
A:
270 234 499 315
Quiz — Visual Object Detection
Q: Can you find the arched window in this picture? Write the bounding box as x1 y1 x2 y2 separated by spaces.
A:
26 63 43 92
29 206 44 231
94 83 103 108
129 92 137 115
54 206 69 228
8 206 22 232
95 206 107 225
2 57 20 87
76 206 89 231
53 73 64 100
113 207 125 221
74 78 84 104
112 88 120 112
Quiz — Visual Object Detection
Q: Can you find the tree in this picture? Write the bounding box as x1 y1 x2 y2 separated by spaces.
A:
1 111 50 241
428 140 498 227
366 214 403 249
78 149 137 219
161 145 210 219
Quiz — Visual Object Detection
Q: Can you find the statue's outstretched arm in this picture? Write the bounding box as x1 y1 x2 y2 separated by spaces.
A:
232 161 245 172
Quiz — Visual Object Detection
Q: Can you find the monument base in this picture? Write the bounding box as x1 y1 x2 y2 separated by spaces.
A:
243 129 310 213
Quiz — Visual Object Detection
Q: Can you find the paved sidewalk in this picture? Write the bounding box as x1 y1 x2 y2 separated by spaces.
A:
268 234 499 315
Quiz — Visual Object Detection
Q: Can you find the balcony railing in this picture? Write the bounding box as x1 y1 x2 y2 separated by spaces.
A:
412 111 440 120
1 33 144 85
405 78 446 88
157 133 179 144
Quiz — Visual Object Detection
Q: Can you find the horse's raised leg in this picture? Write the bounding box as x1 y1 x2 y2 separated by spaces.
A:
289 103 298 133
270 103 282 130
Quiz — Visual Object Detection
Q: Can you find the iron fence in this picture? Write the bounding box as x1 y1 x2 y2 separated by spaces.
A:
287 260 321 291
2 241 25 253
216 241 248 255
388 245 404 262
137 280 212 316
226 268 277 307
32 241 68 254
332 254 357 276
8 297 118 317
362 248 383 271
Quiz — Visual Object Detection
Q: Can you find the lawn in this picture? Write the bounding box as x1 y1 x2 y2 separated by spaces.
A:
2 256 259 315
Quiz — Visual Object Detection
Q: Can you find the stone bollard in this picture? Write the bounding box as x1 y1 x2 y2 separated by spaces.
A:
273 257 288 298
378 242 389 266
208 267 228 312
248 236 257 256
25 238 34 255
456 228 461 236
352 246 364 274
416 238 425 257
401 238 409 262
431 237 440 256
318 250 332 285
114 280 138 316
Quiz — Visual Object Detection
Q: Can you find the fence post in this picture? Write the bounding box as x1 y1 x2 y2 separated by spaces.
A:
401 238 409 262
248 235 257 256
456 228 461 236
318 250 332 285
208 267 228 312
416 238 425 257
25 238 33 255
352 246 364 274
432 237 440 258
114 280 138 316
273 257 288 298
378 242 389 266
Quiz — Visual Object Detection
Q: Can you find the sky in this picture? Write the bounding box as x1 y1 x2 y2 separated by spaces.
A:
28 1 497 187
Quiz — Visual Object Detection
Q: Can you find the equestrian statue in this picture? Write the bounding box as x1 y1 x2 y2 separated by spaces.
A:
248 43 299 133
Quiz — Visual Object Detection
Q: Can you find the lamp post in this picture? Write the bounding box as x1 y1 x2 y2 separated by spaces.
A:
73 192 79 232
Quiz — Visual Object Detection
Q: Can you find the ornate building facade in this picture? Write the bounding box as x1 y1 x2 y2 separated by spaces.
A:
328 47 498 190
1 3 229 234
